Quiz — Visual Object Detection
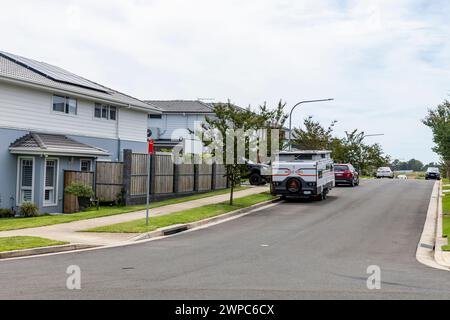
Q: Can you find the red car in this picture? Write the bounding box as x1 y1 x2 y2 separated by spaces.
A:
334 164 360 187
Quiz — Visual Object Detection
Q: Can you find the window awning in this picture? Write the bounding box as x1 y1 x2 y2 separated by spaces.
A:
9 132 110 157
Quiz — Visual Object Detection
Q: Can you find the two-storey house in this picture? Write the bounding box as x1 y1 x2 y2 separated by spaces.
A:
144 100 215 151
0 51 161 213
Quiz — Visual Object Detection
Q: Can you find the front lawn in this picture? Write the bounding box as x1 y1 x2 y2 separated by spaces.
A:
0 187 248 232
0 236 67 252
442 194 450 252
85 192 276 234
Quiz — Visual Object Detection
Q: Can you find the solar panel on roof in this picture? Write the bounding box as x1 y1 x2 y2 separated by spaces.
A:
0 51 111 93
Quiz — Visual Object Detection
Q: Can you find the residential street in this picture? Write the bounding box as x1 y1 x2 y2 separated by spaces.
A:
1 179 449 300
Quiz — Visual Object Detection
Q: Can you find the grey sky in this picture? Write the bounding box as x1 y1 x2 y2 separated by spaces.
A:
1 0 449 163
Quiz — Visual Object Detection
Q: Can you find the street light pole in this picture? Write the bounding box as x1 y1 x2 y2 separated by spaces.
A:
288 98 334 150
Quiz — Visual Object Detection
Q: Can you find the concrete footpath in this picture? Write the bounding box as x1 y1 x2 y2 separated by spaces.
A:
0 186 268 246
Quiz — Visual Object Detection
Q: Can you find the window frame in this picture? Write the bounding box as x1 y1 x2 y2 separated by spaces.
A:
94 103 117 121
16 156 35 206
43 158 59 207
80 159 93 173
52 95 78 115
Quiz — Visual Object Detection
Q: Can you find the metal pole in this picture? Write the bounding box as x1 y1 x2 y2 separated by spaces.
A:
288 98 334 151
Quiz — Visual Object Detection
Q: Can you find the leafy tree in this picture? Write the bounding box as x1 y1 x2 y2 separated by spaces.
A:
423 100 450 178
202 100 288 205
407 159 425 172
258 100 289 155
291 116 337 150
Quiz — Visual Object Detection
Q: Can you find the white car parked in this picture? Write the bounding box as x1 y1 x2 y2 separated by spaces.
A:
376 167 394 179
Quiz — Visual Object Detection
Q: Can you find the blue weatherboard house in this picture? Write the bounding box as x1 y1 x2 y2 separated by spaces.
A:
0 51 161 213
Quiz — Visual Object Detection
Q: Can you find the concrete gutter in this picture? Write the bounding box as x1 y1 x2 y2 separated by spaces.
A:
0 244 96 260
416 181 450 271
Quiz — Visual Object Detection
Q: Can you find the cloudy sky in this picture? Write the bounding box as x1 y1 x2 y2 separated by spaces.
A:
1 0 449 163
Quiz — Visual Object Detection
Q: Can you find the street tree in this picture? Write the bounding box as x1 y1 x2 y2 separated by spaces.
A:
423 100 450 178
202 100 288 205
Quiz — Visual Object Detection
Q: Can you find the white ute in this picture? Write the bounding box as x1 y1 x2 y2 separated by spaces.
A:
271 150 335 200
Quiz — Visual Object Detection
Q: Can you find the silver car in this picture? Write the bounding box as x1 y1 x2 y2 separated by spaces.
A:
376 167 394 179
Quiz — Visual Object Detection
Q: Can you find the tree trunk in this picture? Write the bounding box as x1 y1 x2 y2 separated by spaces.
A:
447 163 450 179
230 180 234 206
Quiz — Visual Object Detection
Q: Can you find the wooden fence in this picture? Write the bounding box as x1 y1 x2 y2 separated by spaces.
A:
123 150 228 205
96 162 124 201
63 150 229 209
153 153 174 194
63 171 94 213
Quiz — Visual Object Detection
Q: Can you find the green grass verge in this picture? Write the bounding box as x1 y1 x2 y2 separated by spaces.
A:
85 192 276 234
442 194 450 251
0 236 67 252
0 187 248 232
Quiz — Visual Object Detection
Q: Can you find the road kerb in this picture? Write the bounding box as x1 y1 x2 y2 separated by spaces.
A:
131 198 281 241
0 244 96 259
416 181 449 271
434 181 450 268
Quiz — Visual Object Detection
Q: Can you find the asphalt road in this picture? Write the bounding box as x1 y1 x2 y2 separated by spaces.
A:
1 179 449 300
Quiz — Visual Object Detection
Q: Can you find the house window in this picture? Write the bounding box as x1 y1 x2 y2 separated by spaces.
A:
44 159 58 206
109 107 117 120
95 103 117 121
149 114 162 119
94 104 101 118
53 95 77 115
18 158 34 204
80 159 92 172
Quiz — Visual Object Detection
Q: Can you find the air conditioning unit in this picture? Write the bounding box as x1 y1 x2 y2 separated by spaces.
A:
147 127 161 140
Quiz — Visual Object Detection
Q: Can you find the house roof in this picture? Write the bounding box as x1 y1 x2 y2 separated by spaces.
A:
0 51 161 113
9 132 110 157
144 100 215 114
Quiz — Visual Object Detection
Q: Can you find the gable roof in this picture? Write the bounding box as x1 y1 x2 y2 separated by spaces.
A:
9 132 110 157
145 100 215 114
0 51 161 113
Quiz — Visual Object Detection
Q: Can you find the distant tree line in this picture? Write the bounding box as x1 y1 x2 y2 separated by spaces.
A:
390 159 439 172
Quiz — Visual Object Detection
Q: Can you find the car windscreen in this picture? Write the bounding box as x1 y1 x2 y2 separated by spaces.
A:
427 168 439 173
334 165 349 172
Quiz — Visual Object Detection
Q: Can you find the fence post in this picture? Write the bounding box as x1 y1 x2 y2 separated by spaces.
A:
123 149 133 206
173 163 179 194
211 162 217 191
194 164 199 192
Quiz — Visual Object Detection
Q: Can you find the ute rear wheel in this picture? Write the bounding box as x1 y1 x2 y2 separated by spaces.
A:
249 173 262 186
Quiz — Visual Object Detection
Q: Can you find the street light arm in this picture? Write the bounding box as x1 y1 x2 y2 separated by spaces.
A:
288 98 334 150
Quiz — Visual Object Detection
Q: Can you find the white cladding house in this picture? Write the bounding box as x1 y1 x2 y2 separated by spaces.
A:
144 100 215 151
0 51 161 213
